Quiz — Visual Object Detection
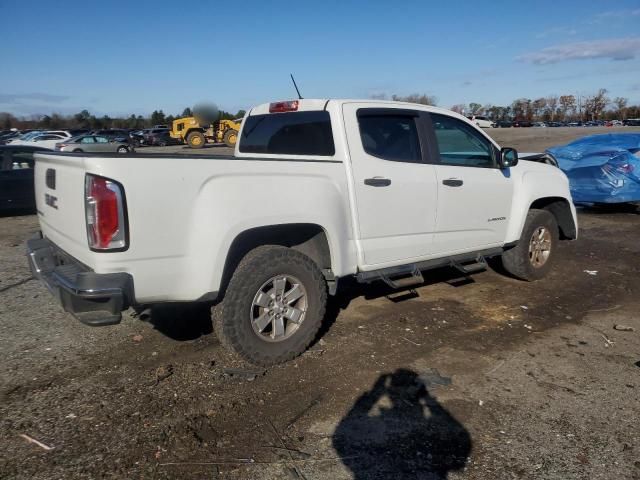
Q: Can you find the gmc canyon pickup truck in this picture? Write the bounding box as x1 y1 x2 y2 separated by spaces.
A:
28 99 577 366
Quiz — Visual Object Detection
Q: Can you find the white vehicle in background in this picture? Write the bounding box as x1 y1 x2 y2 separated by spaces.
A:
27 133 68 150
6 131 44 144
10 130 71 147
468 115 495 128
28 98 577 366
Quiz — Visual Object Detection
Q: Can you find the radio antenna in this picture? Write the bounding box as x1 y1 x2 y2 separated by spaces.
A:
290 74 303 99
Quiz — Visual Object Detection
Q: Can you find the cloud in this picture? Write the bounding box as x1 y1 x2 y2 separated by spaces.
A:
593 8 640 20
0 92 70 104
517 37 640 64
535 26 578 39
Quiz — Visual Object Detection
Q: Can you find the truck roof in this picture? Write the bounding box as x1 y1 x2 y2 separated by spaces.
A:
247 99 460 118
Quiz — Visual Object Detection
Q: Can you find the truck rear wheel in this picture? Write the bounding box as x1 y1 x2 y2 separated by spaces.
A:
500 209 559 281
223 129 238 148
187 131 205 149
213 245 327 366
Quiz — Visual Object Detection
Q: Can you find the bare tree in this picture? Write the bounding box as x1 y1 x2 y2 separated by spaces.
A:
532 98 548 121
584 88 609 120
511 98 533 121
450 104 465 114
391 93 438 106
558 95 576 121
546 95 559 121
613 96 628 119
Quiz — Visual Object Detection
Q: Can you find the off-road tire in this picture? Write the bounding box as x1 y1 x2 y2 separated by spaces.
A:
213 245 327 366
187 131 205 149
223 129 238 148
500 209 559 281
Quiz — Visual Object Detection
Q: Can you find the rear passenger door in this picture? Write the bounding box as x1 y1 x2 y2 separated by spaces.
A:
343 103 439 268
94 136 112 152
427 113 513 254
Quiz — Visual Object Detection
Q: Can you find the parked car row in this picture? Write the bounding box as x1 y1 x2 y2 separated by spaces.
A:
0 125 176 150
495 119 635 128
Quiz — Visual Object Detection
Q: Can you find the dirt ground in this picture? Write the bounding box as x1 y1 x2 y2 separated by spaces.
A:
1 128 640 480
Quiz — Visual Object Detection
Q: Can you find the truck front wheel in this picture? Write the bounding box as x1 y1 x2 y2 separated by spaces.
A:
213 246 327 366
500 209 559 281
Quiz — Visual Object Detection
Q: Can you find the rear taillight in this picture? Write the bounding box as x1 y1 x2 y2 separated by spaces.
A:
269 100 299 113
85 174 127 251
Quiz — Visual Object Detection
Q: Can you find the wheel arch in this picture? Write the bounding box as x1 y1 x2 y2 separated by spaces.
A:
219 223 334 297
529 196 577 240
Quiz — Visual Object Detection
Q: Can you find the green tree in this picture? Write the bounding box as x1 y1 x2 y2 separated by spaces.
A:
181 107 193 117
150 110 166 126
467 103 482 115
74 109 92 128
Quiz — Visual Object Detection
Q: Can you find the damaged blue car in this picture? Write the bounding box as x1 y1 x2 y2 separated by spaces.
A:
546 133 640 205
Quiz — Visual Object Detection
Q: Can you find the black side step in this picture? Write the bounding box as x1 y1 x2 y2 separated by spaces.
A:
356 247 502 289
380 265 424 289
451 259 487 276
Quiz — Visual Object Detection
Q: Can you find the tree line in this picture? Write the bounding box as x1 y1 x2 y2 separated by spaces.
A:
0 107 247 131
2 88 638 131
377 90 639 122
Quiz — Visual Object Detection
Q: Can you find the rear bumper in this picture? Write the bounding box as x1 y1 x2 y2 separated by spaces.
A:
27 236 134 326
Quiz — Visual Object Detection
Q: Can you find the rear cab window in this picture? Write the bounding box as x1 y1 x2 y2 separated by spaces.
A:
356 110 422 163
239 111 335 156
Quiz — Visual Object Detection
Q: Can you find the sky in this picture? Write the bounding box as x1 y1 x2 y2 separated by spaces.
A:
1 0 639 117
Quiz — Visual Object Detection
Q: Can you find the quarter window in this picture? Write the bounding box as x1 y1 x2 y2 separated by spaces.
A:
357 112 421 163
430 114 495 168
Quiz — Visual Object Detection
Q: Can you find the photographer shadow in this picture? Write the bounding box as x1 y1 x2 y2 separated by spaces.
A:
333 368 471 479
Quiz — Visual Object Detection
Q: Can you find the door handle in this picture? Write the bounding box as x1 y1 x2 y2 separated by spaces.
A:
364 177 392 187
442 178 463 187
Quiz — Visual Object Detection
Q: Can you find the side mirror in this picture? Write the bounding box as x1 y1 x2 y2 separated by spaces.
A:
499 147 518 168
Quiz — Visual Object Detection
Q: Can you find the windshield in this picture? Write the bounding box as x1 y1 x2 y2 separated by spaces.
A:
18 131 43 140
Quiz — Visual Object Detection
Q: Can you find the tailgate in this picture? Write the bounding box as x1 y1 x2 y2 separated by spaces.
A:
34 153 92 266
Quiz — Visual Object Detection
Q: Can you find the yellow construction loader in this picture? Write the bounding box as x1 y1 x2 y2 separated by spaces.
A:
170 117 241 149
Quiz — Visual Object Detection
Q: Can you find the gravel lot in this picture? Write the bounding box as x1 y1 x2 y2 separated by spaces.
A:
1 127 640 479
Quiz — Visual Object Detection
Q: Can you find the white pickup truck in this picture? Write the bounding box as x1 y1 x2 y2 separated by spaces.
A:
28 99 577 365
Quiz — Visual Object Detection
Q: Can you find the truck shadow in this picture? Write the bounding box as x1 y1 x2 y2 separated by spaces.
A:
578 203 639 215
333 368 472 479
142 266 476 344
318 266 478 343
143 302 213 341
0 208 36 218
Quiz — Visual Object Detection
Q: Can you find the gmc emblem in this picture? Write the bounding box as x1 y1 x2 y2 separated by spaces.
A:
45 193 58 209
45 169 56 189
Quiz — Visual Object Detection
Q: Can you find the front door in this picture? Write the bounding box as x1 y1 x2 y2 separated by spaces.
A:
343 103 439 268
427 113 514 254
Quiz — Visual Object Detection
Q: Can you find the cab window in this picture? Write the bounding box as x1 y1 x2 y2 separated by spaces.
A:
430 113 495 168
357 111 422 163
